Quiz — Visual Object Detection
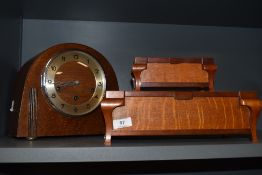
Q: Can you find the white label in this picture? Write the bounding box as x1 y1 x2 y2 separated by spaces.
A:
113 117 132 129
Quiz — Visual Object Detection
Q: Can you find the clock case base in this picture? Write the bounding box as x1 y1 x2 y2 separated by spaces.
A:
9 43 119 138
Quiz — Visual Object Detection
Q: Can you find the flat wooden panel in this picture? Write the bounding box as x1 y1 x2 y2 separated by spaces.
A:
141 63 208 83
124 91 247 97
112 97 250 131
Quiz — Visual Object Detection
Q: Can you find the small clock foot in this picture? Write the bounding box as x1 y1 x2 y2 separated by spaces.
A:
26 136 37 141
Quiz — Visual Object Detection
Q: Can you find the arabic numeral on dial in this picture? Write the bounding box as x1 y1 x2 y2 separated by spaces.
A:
51 66 56 71
95 69 99 74
98 82 103 87
62 56 66 61
94 95 99 99
74 55 79 59
51 93 56 98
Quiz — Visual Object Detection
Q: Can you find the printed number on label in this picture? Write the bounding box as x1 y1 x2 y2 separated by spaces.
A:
113 117 132 129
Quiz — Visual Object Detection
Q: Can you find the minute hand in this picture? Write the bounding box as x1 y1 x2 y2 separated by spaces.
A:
54 80 80 89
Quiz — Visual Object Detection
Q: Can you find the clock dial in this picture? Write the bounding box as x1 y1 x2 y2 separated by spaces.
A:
42 50 106 116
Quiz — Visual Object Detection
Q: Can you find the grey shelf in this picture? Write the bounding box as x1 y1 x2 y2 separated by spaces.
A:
1 132 262 163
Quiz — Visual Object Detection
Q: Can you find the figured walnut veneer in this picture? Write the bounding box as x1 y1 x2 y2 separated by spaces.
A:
101 91 262 145
9 43 119 138
131 57 217 91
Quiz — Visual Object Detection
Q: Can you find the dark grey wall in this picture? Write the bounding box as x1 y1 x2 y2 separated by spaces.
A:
22 0 262 28
22 20 262 91
0 19 21 136
22 19 262 128
0 0 22 136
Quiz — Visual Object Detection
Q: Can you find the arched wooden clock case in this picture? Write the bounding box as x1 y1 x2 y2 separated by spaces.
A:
9 43 119 139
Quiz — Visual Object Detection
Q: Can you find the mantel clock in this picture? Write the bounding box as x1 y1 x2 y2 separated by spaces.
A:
9 43 118 139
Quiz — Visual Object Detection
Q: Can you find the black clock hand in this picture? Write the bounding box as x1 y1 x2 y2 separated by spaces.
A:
55 80 80 91
54 80 79 86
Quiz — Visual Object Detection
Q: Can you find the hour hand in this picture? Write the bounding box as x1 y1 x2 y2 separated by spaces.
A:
55 80 80 91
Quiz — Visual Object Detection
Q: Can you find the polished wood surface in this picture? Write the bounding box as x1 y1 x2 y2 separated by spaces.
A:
113 97 250 130
101 91 262 145
131 57 217 91
240 98 262 143
142 63 208 82
54 61 96 105
9 43 119 138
